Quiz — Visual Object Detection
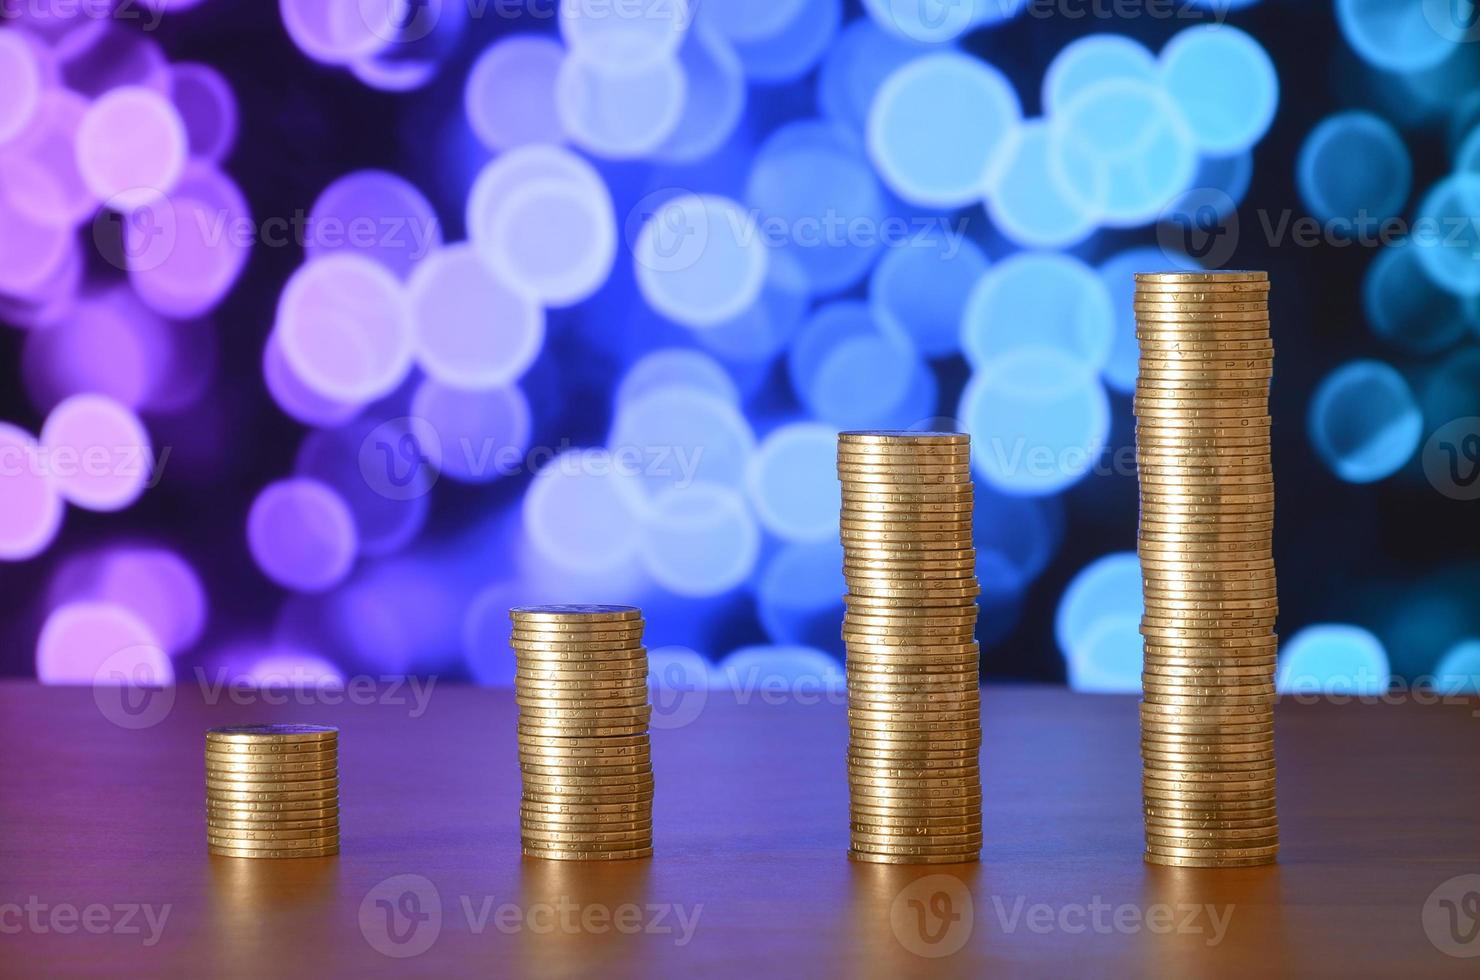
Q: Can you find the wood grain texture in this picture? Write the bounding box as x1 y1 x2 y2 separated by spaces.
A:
1 681 1477 978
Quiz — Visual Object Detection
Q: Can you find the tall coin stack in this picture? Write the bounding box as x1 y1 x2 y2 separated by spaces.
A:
1134 270 1279 869
206 724 340 858
838 431 983 866
513 604 654 861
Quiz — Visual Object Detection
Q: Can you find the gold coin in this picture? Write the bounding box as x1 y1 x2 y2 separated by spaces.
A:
521 797 650 813
836 443 972 459
517 703 651 721
513 675 649 693
514 692 650 710
844 561 977 578
207 789 340 807
519 759 653 777
208 843 340 859
206 724 337 745
1146 830 1278 849
1144 772 1276 790
839 430 970 445
847 586 981 603
848 722 982 740
1145 808 1277 825
523 811 657 823
837 457 970 473
1136 309 1272 323
1134 298 1268 312
842 624 977 642
515 670 649 688
846 621 982 636
1135 270 1267 283
203 757 338 776
841 484 974 500
847 850 979 865
838 474 970 489
839 517 970 534
852 831 984 850
1144 839 1279 857
520 846 653 861
845 611 977 627
511 637 645 653
848 675 979 693
511 634 645 650
516 741 650 759
1138 334 1273 349
521 768 654 785
845 593 979 608
1143 751 1275 769
850 797 983 814
204 823 341 842
1141 659 1274 676
206 771 338 789
1140 699 1273 718
510 604 642 623
521 791 656 808
506 622 647 638
514 651 648 668
1143 852 1275 868
203 768 338 786
1144 798 1276 816
841 503 975 520
840 527 975 544
1134 393 1267 408
518 724 648 740
202 744 337 763
851 733 981 750
848 840 983 858
516 731 648 748
205 796 340 814
1146 812 1277 831
206 822 339 840
520 826 653 845
846 639 979 656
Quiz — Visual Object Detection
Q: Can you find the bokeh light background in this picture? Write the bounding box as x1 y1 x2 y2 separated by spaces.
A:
3 0 1480 695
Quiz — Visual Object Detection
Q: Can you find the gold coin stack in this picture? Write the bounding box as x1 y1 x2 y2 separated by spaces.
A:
1134 270 1279 869
838 431 982 866
205 724 340 858
513 604 654 861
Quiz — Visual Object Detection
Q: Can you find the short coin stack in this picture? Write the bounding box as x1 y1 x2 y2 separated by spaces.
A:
205 724 340 858
513 604 654 861
1134 270 1279 869
838 431 982 865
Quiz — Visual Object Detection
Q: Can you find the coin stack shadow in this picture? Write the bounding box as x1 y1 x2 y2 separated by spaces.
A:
205 724 340 858
838 431 983 865
513 604 655 861
1134 270 1279 869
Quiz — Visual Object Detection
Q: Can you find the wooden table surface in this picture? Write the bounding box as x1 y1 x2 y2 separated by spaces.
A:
2 681 1479 978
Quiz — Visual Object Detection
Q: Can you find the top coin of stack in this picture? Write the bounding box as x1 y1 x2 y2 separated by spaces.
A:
1133 270 1278 869
512 604 654 862
837 431 983 866
205 724 340 859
